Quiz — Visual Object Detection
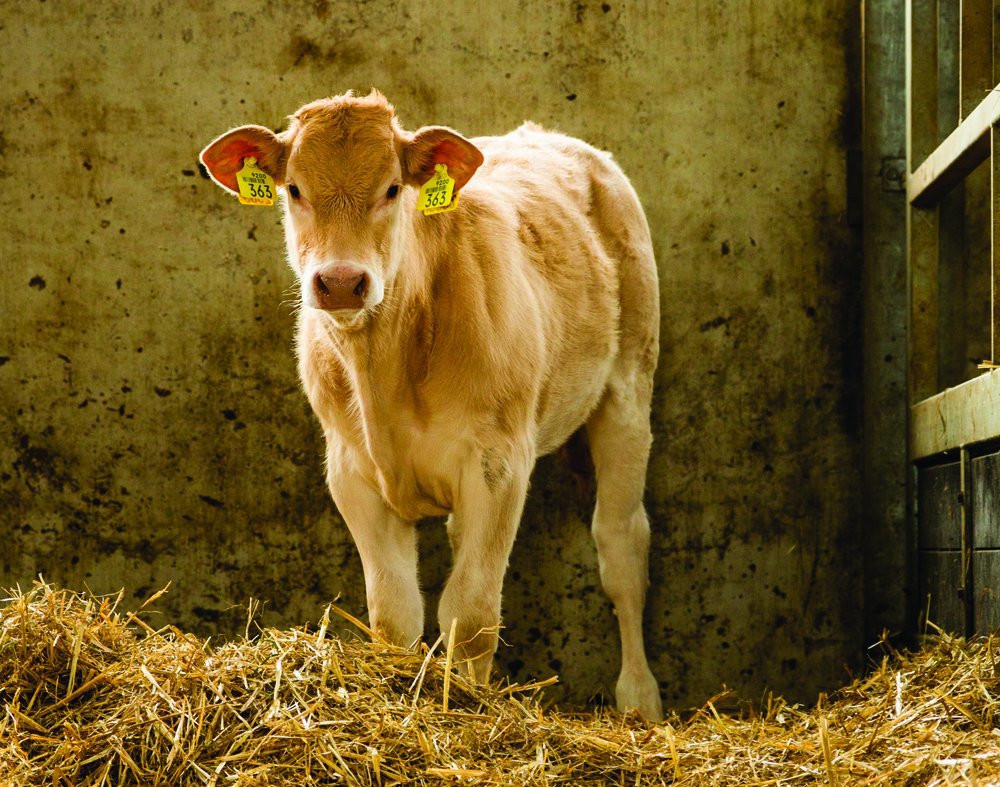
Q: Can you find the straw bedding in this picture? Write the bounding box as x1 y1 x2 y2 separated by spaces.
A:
1 583 998 785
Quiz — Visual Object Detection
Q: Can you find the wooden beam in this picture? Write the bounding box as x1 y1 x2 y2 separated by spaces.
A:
908 85 1000 206
910 370 1000 459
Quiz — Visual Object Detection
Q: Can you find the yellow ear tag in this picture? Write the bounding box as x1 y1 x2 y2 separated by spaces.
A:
416 163 459 215
236 157 275 206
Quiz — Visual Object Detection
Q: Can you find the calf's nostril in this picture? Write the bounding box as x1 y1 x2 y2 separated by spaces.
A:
314 272 330 295
353 273 367 298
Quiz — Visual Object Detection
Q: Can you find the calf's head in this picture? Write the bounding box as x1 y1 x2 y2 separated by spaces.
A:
200 91 483 327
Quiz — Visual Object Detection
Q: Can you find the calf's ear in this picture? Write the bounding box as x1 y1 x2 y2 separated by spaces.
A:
400 126 484 192
200 125 287 195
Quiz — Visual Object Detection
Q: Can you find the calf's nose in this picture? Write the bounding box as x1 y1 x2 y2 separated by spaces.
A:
312 266 368 310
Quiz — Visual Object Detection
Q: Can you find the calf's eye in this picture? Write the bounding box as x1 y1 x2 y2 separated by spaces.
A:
386 184 400 200
288 184 301 199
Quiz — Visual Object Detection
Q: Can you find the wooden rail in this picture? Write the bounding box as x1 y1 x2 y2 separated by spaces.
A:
910 370 1000 460
908 86 1000 207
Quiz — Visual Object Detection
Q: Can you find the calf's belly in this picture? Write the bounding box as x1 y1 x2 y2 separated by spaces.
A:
533 358 614 456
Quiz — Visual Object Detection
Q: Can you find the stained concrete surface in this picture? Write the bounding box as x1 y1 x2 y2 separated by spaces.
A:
0 1 862 709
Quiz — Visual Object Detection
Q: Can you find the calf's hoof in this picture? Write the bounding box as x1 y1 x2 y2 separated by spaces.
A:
616 666 664 722
440 617 498 684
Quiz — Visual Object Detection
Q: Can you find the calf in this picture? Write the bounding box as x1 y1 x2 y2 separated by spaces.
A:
201 90 663 720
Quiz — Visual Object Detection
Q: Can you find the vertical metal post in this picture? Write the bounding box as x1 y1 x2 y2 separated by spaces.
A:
995 0 1000 85
864 0 912 644
961 0 994 120
906 0 941 645
992 127 1000 362
995 2 1000 363
937 0 965 389
907 0 941 403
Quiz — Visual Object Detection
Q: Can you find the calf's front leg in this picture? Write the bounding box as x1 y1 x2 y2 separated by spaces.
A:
438 445 531 682
327 460 423 647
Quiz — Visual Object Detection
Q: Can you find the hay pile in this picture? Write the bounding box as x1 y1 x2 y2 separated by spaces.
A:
1 583 999 785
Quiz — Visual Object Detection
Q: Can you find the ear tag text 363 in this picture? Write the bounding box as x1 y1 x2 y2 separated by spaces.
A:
416 163 458 215
237 157 275 206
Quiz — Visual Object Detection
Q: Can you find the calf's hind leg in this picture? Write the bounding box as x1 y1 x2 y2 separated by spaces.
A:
586 382 664 722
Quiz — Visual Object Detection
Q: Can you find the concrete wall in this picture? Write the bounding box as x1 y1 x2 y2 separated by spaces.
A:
0 1 862 709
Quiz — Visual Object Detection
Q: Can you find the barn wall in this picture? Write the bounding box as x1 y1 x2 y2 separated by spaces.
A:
0 1 862 708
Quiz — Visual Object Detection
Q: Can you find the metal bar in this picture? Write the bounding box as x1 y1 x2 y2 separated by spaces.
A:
910 370 1000 459
992 0 1000 363
934 1 961 393
909 220 941 396
993 127 1000 362
863 0 909 644
908 0 942 403
942 0 960 138
936 185 967 389
995 0 1000 85
961 0 994 119
908 0 942 168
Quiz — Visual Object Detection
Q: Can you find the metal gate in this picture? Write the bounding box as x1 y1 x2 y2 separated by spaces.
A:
905 0 1000 636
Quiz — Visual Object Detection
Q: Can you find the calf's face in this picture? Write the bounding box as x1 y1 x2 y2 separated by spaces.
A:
200 92 483 327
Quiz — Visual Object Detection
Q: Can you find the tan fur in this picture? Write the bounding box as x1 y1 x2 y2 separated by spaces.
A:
201 90 664 720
